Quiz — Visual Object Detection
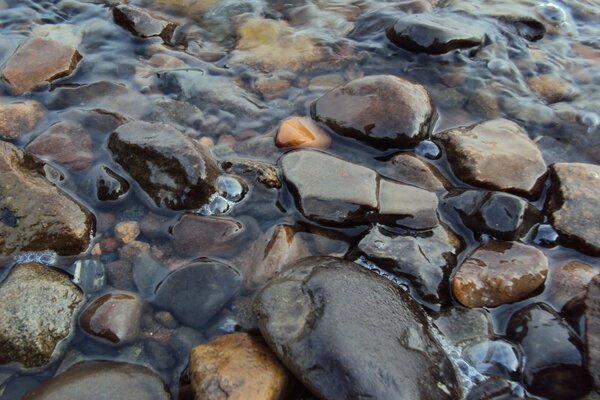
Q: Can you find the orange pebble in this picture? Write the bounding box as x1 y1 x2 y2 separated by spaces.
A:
275 116 331 149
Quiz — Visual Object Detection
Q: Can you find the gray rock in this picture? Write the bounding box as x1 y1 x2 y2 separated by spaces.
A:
386 152 448 193
113 5 177 42
585 274 600 391
0 263 83 369
254 256 462 400
432 307 493 347
133 252 169 299
171 214 245 258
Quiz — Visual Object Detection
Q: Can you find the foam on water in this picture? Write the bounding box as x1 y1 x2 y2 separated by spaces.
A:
12 250 57 266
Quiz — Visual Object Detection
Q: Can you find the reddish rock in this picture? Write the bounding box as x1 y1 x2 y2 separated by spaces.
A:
0 101 47 140
26 121 93 170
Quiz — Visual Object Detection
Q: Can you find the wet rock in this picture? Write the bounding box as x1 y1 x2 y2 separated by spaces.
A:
585 274 600 391
0 141 94 256
113 5 177 42
143 339 175 370
311 75 436 148
153 259 241 329
108 121 219 210
436 119 547 198
93 165 130 201
222 159 281 189
546 163 600 256
171 214 245 258
139 213 171 239
432 307 492 346
377 177 439 229
22 361 171 400
528 75 575 104
105 260 134 290
443 190 542 240
1 37 82 94
26 121 93 171
506 302 592 399
147 98 205 131
356 224 461 304
79 292 144 345
254 256 462 399
0 100 46 140
463 339 521 379
453 241 548 308
276 116 331 149
466 378 520 400
189 332 292 400
387 13 487 54
133 252 169 298
549 260 597 309
72 259 106 293
386 152 447 193
115 221 140 244
0 263 83 369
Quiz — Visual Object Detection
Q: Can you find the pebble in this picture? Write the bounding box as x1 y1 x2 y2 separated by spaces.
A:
114 221 140 244
171 214 245 258
275 116 331 149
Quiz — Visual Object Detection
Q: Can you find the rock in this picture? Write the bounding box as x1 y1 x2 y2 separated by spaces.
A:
153 259 242 329
443 190 542 240
549 260 597 309
22 361 171 400
108 121 220 210
546 163 600 256
72 259 106 293
506 303 592 399
114 221 140 244
0 100 46 140
356 224 461 304
1 37 82 94
386 13 487 54
171 214 245 258
377 177 439 229
189 333 292 400
0 141 94 256
93 165 130 202
275 116 331 149
432 307 493 346
105 260 134 290
79 292 144 345
221 159 281 189
466 378 520 400
143 338 175 370
0 263 83 369
133 252 169 298
311 75 436 148
463 339 521 379
386 152 447 193
453 241 548 308
113 5 177 42
139 213 171 239
436 119 547 198
26 121 93 170
585 275 600 391
254 256 462 399
528 75 575 104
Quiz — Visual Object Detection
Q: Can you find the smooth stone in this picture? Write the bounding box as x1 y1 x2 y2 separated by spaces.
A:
0 100 46 140
506 303 592 399
311 75 436 148
453 241 548 308
386 13 487 54
93 165 130 202
22 361 171 400
549 260 597 309
356 224 461 304
143 339 175 371
189 333 292 400
377 177 439 229
115 221 140 244
105 260 134 290
108 121 219 210
171 214 245 258
254 256 462 400
462 339 521 379
0 263 83 369
528 75 575 104
546 163 600 256
26 121 93 171
585 274 600 391
113 5 177 42
275 116 331 149
133 252 169 299
153 259 241 329
432 307 493 347
1 37 82 94
386 152 448 193
436 119 547 198
0 141 94 256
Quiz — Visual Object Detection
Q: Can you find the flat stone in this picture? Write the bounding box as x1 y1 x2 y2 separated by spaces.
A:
0 141 94 256
189 332 292 400
26 121 93 170
254 256 462 399
546 163 600 256
113 5 177 42
453 241 548 308
0 100 47 140
549 260 597 309
108 121 219 210
437 119 547 198
311 75 436 148
377 178 439 229
0 263 83 369
171 214 245 258
276 116 331 149
386 13 487 54
585 274 600 391
1 37 82 94
22 361 171 400
386 152 448 193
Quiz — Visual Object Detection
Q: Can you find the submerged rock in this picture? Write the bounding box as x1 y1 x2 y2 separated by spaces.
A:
0 263 83 369
311 75 436 148
549 260 597 310
113 5 178 42
386 152 448 193
528 75 575 104
171 214 245 257
432 307 493 347
92 165 130 202
254 256 462 399
0 101 47 140
276 116 331 149
586 275 600 391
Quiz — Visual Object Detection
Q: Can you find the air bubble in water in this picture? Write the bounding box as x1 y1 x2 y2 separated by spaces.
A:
13 250 57 266
415 140 441 159
217 175 247 202
535 3 567 25
197 194 233 215
533 224 559 247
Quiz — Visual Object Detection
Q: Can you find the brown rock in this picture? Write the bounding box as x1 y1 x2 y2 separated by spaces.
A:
546 163 600 256
113 5 178 42
437 119 547 198
189 332 292 400
105 260 134 290
221 159 281 189
585 274 600 391
118 240 151 262
171 214 245 258
0 100 47 140
26 121 93 170
1 37 82 94
453 241 548 308
549 260 597 308
528 75 575 104
275 116 331 149
386 152 448 193
114 221 141 244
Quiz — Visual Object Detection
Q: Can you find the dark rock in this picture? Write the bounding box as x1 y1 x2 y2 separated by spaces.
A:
546 163 600 256
153 259 241 329
0 100 46 140
221 159 281 189
147 98 205 131
436 119 547 199
22 361 171 400
108 121 219 210
462 339 521 379
0 141 94 256
377 178 439 229
105 260 134 290
72 259 106 293
432 307 492 346
143 339 175 370
0 263 83 369
254 256 462 399
585 274 600 391
171 214 245 258
506 302 592 399
356 224 461 304
93 165 130 201
387 13 487 55
453 241 548 308
113 5 177 42
386 152 448 193
133 252 169 299
311 75 436 148
466 378 520 400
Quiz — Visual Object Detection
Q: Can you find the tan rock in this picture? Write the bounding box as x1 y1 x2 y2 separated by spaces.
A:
26 121 93 170
0 100 46 140
1 37 82 94
114 221 141 244
528 75 575 103
189 332 292 400
386 152 448 193
275 116 331 149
